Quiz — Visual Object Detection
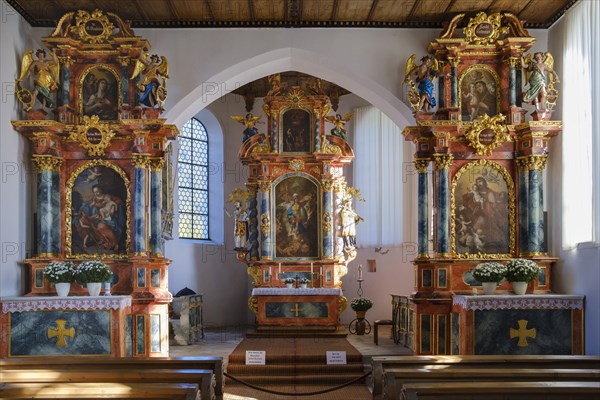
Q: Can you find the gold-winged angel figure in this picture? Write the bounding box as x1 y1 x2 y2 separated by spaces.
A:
325 112 354 141
231 113 262 142
522 52 560 111
131 53 169 108
16 49 60 111
404 54 439 112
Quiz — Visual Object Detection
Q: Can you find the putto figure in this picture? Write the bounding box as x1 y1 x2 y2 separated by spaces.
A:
16 49 60 111
522 52 560 111
325 112 354 141
231 113 262 142
404 54 440 112
131 53 169 108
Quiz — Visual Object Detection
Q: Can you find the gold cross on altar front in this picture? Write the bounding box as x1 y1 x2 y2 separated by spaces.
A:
290 304 302 318
509 319 536 347
47 319 75 347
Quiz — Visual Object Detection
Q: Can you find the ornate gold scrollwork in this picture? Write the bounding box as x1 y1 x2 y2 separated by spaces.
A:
248 296 258 317
465 114 510 156
286 87 308 108
69 115 115 156
131 153 151 168
414 159 430 173
260 213 270 237
322 211 333 233
288 159 305 171
32 154 63 173
257 180 271 192
310 166 321 174
321 140 342 155
337 296 348 316
433 154 454 170
517 155 548 171
464 12 508 45
251 140 271 154
322 179 335 192
247 266 262 287
70 9 115 44
148 157 165 172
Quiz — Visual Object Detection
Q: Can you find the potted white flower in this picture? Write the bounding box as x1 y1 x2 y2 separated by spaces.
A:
506 259 539 295
43 261 76 297
284 277 295 289
472 262 507 295
299 277 309 289
76 260 113 296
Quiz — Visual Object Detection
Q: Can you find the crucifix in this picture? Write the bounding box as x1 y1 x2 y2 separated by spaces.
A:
47 319 75 347
290 303 302 318
509 319 537 347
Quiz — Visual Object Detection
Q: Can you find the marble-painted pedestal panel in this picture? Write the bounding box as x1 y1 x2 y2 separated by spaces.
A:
452 294 584 355
0 296 131 357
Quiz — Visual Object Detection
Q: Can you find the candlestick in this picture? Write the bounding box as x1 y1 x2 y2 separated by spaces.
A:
358 264 363 281
269 266 272 281
278 262 282 275
310 262 314 277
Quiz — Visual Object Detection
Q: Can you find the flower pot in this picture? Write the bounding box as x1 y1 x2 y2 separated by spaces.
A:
481 282 497 295
286 283 293 289
355 310 367 319
87 282 102 296
300 283 307 289
55 282 71 297
511 281 528 295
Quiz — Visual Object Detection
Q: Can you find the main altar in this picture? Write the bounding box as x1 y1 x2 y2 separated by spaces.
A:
399 13 584 355
9 10 177 357
231 81 361 333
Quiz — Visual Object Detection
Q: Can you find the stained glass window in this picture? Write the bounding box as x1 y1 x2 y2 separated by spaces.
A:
178 118 209 239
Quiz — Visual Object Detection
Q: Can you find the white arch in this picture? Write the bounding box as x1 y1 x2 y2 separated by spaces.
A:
164 47 414 129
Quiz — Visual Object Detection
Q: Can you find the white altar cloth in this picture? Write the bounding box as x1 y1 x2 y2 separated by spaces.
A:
251 288 342 296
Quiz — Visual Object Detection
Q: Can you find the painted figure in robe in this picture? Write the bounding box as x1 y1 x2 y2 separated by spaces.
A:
522 52 560 111
16 49 60 111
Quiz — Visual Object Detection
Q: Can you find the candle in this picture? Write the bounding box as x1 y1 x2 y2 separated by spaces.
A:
358 264 363 280
310 262 314 277
320 266 323 276
269 266 272 280
278 263 282 275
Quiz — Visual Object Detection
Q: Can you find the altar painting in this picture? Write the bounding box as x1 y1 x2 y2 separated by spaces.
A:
460 67 498 121
453 162 512 255
281 108 312 153
81 66 119 121
69 164 128 256
274 176 319 258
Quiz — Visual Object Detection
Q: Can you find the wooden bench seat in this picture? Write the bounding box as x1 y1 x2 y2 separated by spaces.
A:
0 382 199 399
383 368 600 400
400 381 600 400
371 355 600 399
1 356 223 399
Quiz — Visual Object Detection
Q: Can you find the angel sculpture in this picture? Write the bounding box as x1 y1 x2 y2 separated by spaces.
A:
325 113 353 141
522 52 560 111
131 54 169 108
16 49 60 112
266 73 285 97
404 54 439 112
231 113 262 142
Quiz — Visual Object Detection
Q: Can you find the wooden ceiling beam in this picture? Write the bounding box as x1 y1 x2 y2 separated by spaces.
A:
406 0 422 21
167 0 180 20
443 0 458 15
247 0 255 20
517 0 535 17
331 0 339 20
367 0 379 21
205 0 215 19
133 0 150 20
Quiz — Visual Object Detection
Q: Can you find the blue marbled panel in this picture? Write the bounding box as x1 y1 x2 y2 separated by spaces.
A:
417 172 429 255
37 170 53 254
451 313 460 355
538 267 547 286
326 270 332 282
261 190 271 258
137 268 146 287
509 64 517 106
10 310 111 356
121 65 129 104
248 190 259 260
136 315 145 355
272 119 278 151
265 302 328 319
528 169 542 252
438 75 445 108
420 314 431 353
150 170 162 255
451 66 458 107
125 315 132 357
133 167 146 253
150 269 161 287
61 65 69 105
50 171 61 253
422 269 432 288
438 315 447 354
516 68 523 107
314 118 320 152
151 314 161 353
35 269 44 288
518 170 529 252
323 191 333 258
438 269 447 288
437 169 450 254
474 309 572 355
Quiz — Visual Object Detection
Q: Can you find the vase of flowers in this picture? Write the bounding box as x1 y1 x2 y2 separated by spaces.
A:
76 260 113 296
350 297 373 335
284 277 295 289
472 262 507 295
506 259 539 295
299 277 309 289
43 261 76 297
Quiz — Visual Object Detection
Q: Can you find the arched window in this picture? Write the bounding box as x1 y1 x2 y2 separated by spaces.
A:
178 118 209 240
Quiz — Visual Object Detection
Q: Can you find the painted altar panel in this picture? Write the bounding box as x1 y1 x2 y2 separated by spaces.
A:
459 66 500 121
281 108 313 153
80 65 120 121
274 175 320 259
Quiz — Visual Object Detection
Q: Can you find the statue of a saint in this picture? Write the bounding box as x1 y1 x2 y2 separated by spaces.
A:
340 195 363 249
325 113 354 141
522 52 560 111
232 202 248 250
231 113 262 142
131 54 169 108
16 49 60 111
404 54 440 112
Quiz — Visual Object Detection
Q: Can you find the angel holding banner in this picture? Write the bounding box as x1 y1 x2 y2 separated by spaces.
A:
325 113 353 141
16 49 60 111
131 54 169 108
404 55 440 112
522 52 560 111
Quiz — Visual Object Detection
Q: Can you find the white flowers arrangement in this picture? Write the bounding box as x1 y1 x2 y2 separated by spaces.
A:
350 297 373 311
472 262 507 283
506 259 539 282
76 260 113 284
284 277 295 284
299 277 310 284
43 261 76 283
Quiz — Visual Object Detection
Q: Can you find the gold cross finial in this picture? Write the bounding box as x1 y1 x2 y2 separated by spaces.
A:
290 303 303 318
510 319 536 347
47 319 75 347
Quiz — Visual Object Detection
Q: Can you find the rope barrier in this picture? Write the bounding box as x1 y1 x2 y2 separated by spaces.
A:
224 370 372 397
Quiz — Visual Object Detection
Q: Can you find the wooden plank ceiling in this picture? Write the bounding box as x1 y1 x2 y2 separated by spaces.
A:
8 0 577 28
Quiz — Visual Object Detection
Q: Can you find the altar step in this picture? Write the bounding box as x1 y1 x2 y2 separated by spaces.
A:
246 325 348 338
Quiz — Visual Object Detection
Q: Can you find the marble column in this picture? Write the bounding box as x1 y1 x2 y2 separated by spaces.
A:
58 57 72 106
149 158 164 257
434 154 453 256
271 117 278 151
315 117 321 152
334 181 346 260
438 72 446 109
247 183 259 261
322 179 334 259
414 159 430 258
258 180 272 260
132 154 149 255
527 156 547 254
508 57 518 107
32 155 62 256
448 58 459 108
516 63 523 107
120 58 130 105
517 159 529 253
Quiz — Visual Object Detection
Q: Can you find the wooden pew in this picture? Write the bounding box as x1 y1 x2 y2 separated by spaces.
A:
0 356 223 399
383 368 600 400
400 381 600 400
0 382 199 399
371 355 600 400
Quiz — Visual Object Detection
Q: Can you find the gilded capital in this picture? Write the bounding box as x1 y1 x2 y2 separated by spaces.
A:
32 154 63 173
246 182 258 195
149 157 165 172
131 153 150 168
504 57 520 68
414 159 430 173
518 155 548 171
447 56 461 68
322 179 335 192
433 154 454 170
118 56 130 67
257 180 271 192
58 56 75 67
